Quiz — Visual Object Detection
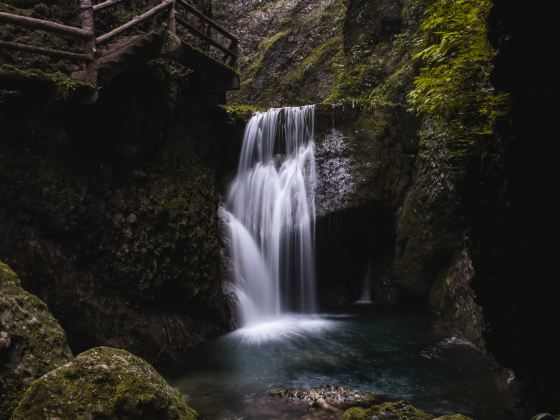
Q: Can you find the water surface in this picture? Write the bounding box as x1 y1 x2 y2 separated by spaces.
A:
171 306 512 419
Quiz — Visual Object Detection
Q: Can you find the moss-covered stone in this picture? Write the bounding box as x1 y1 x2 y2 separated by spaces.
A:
11 346 197 420
222 104 263 121
0 261 73 419
342 401 474 420
343 401 434 420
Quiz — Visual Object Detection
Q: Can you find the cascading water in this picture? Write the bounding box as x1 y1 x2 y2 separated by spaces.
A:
224 105 318 327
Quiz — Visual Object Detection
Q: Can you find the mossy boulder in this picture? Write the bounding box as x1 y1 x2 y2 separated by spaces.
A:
0 261 73 419
343 401 433 420
342 401 473 420
12 346 198 420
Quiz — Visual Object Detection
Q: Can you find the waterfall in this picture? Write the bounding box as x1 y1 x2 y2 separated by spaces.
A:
355 260 373 305
224 105 317 327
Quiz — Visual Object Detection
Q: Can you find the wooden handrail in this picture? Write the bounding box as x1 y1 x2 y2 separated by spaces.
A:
93 0 125 12
0 12 92 40
177 0 236 42
96 0 173 44
0 40 93 61
176 16 237 59
0 0 239 87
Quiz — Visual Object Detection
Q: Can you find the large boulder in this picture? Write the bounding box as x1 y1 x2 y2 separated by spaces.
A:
0 261 73 419
11 346 198 420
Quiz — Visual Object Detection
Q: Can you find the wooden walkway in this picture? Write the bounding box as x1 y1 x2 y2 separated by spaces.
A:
0 0 239 99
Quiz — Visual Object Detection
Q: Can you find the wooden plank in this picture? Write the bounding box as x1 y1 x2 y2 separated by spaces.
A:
0 40 93 61
177 0 236 41
96 0 173 45
176 16 237 60
0 12 92 40
93 0 125 12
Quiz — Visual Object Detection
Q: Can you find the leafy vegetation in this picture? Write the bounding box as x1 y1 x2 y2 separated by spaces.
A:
408 0 508 138
326 0 431 108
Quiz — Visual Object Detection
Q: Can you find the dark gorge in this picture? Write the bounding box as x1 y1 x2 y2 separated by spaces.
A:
1 0 559 419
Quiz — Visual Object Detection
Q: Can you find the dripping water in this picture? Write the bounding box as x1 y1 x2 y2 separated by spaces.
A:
355 259 373 305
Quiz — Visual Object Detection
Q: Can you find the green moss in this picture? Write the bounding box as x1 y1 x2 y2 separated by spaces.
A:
289 35 343 86
408 0 509 139
0 261 73 419
246 29 291 79
12 347 197 420
343 401 434 420
327 0 432 108
343 407 375 420
222 104 263 121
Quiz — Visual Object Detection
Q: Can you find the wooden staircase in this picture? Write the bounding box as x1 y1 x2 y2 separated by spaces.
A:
0 0 239 100
72 32 165 84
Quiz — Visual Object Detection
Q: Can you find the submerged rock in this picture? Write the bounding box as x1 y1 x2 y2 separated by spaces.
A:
276 386 473 420
274 384 382 411
11 346 197 420
0 261 73 419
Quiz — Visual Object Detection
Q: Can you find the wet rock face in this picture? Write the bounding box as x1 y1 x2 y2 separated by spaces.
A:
11 346 198 420
215 0 345 105
429 248 485 348
343 0 404 52
315 125 355 217
313 104 416 306
0 64 236 364
314 104 418 217
0 261 73 419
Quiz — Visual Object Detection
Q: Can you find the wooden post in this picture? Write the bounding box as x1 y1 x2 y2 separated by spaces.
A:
80 0 97 85
168 0 177 34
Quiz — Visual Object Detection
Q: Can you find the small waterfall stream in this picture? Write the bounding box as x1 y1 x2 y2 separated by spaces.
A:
224 106 318 327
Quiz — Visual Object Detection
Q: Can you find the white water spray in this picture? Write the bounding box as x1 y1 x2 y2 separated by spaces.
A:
224 106 318 327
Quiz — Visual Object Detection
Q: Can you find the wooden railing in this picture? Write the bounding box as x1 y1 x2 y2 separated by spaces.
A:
0 10 94 63
175 0 238 68
0 0 238 86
